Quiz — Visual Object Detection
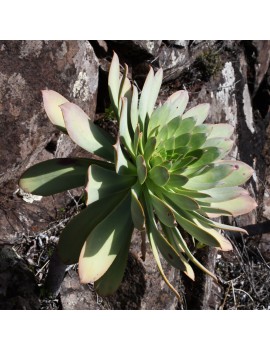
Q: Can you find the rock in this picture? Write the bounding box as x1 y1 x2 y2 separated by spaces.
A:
109 40 162 61
0 40 99 187
163 40 189 48
0 246 40 309
0 40 99 245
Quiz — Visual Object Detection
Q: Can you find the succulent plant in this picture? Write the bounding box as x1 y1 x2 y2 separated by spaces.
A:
19 52 257 299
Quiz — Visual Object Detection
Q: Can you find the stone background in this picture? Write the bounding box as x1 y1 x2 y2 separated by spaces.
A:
0 40 269 309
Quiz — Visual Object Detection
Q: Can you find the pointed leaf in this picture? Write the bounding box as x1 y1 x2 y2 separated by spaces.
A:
108 52 120 115
61 102 115 161
147 68 163 117
184 164 236 190
19 158 112 196
213 160 254 187
114 137 136 175
79 193 133 282
136 155 147 185
94 233 130 296
131 86 139 132
119 97 134 156
149 192 176 227
149 166 170 186
139 67 155 126
208 124 234 139
174 229 217 281
58 191 128 264
182 103 210 125
205 195 257 217
42 90 68 132
166 90 189 120
144 137 157 163
162 190 200 211
131 185 145 230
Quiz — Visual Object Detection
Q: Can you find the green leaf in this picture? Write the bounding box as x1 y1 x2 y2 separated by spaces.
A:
203 195 257 217
60 102 115 162
177 209 233 251
114 137 137 176
173 228 217 281
166 90 189 120
131 185 145 230
161 225 195 280
85 164 136 205
188 133 208 150
174 211 224 248
118 64 131 107
213 160 254 187
19 158 112 196
131 86 139 132
94 233 131 296
149 192 176 227
162 190 200 211
187 147 222 169
175 117 197 136
184 164 236 190
197 187 249 203
149 166 170 186
144 137 157 163
207 123 234 139
147 68 163 117
136 155 147 185
57 190 128 264
139 67 155 127
108 52 120 116
166 173 188 188
79 193 133 282
119 97 134 157
182 103 210 125
42 90 68 133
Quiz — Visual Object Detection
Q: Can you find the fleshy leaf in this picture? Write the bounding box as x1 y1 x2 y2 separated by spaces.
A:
139 67 155 126
149 166 170 186
61 102 115 162
136 155 147 185
182 103 210 125
131 86 139 132
119 97 134 156
114 137 136 175
108 52 120 116
85 164 136 205
19 158 112 196
58 191 128 264
149 192 176 227
94 233 131 296
131 185 145 230
213 160 254 187
205 195 257 217
79 193 133 283
42 90 68 132
166 90 189 120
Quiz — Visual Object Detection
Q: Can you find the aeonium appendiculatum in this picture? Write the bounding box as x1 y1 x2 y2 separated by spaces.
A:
19 52 257 299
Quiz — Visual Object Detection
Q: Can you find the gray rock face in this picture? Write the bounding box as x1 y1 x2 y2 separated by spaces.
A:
0 40 98 186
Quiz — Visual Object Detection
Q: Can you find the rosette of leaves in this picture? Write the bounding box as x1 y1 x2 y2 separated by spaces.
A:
19 52 257 299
